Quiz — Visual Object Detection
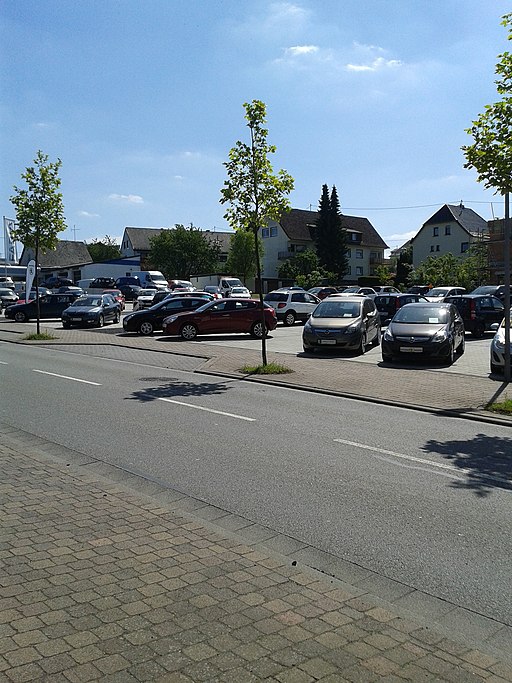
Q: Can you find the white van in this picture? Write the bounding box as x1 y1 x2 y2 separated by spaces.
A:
131 271 168 290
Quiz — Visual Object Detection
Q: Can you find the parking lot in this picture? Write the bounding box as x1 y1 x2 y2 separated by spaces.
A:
2 303 495 380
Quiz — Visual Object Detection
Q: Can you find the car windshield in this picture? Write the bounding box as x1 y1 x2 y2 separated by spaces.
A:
427 288 449 297
231 287 246 293
0 288 14 295
341 286 360 293
312 301 361 318
73 297 102 307
471 286 497 295
139 289 157 296
393 306 450 324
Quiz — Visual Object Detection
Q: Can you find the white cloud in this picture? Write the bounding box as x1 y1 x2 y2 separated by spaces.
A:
79 210 100 218
284 45 319 57
346 56 402 72
108 193 144 204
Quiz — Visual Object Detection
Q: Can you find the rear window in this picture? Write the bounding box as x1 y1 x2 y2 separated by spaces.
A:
264 293 287 302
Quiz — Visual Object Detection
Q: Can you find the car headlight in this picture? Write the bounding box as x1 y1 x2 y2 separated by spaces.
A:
494 337 505 350
433 329 448 342
166 316 178 324
383 328 394 341
344 323 360 334
304 320 312 331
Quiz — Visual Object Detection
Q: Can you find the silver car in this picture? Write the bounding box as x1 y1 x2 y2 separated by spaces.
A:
490 316 512 374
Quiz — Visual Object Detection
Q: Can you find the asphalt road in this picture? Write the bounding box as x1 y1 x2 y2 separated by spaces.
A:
1 340 511 628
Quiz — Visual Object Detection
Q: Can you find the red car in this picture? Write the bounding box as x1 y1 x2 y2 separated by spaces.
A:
102 289 125 311
162 298 277 340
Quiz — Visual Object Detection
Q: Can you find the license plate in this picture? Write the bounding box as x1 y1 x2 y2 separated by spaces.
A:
71 318 81 321
319 339 336 345
400 346 423 353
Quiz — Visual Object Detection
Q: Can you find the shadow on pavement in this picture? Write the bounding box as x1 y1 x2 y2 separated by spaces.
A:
421 433 512 497
126 378 232 403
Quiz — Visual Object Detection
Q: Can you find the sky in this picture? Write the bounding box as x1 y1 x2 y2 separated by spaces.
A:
1 0 510 259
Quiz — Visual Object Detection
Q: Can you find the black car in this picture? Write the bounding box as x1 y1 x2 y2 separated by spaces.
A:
115 276 141 288
42 276 74 289
116 284 142 301
444 294 504 337
61 294 120 328
6 293 82 322
123 296 210 335
374 293 429 325
407 285 431 295
381 302 465 365
470 285 508 303
88 277 116 290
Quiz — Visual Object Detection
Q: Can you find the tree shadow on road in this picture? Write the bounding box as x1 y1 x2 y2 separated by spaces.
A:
421 433 512 497
126 377 232 403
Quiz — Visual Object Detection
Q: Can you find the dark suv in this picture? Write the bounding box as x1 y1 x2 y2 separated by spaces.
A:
374 293 428 325
444 294 504 337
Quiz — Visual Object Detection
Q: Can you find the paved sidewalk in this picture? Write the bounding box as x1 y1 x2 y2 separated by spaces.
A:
1 321 512 425
2 426 512 683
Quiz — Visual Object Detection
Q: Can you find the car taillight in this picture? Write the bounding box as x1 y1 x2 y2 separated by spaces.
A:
470 300 476 320
277 302 286 309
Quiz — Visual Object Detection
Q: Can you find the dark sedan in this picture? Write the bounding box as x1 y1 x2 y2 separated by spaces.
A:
61 294 120 328
162 298 277 340
381 302 465 365
122 296 212 335
374 293 429 325
6 293 82 322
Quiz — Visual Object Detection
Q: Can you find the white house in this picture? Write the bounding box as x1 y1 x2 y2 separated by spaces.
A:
261 208 388 291
410 204 488 269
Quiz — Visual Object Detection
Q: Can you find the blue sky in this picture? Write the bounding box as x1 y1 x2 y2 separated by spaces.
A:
1 0 510 257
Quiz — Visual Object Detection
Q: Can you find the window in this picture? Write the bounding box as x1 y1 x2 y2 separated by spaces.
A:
430 246 435 252
461 242 469 253
356 249 363 259
347 266 351 275
350 233 359 241
262 227 270 238
445 225 451 235
291 293 306 302
436 245 440 251
270 226 278 237
346 248 351 258
356 266 363 276
433 227 439 236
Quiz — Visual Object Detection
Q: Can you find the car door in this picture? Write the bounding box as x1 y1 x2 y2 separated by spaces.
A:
199 300 234 333
488 297 505 327
363 299 379 342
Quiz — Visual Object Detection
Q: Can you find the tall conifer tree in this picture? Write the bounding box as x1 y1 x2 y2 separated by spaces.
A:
314 184 349 283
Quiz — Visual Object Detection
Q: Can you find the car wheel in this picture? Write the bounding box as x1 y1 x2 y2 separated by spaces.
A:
14 311 27 322
62 322 71 329
456 335 465 355
382 353 393 362
97 315 104 328
114 310 120 323
251 321 266 338
358 333 366 355
372 326 382 346
491 362 502 374
283 311 296 326
139 321 154 336
472 322 485 338
180 323 198 340
303 345 315 354
445 342 455 365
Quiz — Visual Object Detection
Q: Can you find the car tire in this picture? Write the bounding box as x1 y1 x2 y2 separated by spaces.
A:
283 311 296 326
14 311 27 322
456 335 465 355
251 321 266 338
382 353 393 362
139 321 154 336
472 322 485 338
180 323 198 340
445 342 455 365
97 315 104 328
372 326 382 346
114 310 120 324
62 322 71 329
303 345 315 354
491 362 502 374
358 333 366 355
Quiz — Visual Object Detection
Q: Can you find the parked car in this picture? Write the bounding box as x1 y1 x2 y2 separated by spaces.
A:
338 286 378 298
42 276 74 289
123 296 211 335
308 286 339 300
374 293 429 325
133 288 158 310
150 289 173 306
0 287 18 310
162 298 277 339
168 279 195 291
263 289 320 326
425 286 466 302
115 276 141 289
470 284 508 303
407 285 431 296
444 294 504 337
381 302 465 364
116 284 141 301
14 287 52 304
490 316 512 374
88 277 116 291
61 294 120 328
57 286 84 296
203 285 223 299
372 286 401 295
0 276 15 289
102 289 126 310
229 286 251 299
5 293 82 322
302 296 381 354
167 291 214 301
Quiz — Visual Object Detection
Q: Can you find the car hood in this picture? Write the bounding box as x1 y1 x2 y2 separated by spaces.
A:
389 322 446 336
309 316 360 329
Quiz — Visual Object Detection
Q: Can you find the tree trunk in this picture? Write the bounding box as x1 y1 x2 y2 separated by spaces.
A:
254 228 267 366
35 236 40 336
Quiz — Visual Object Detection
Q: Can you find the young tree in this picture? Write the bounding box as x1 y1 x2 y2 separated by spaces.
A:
10 150 67 334
225 229 263 283
148 225 221 279
462 13 512 380
313 184 349 283
86 235 121 262
220 100 294 365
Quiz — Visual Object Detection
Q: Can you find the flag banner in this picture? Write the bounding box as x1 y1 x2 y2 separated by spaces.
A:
3 217 18 263
25 260 36 296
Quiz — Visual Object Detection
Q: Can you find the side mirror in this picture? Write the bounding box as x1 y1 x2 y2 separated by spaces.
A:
384 319 391 326
490 323 499 331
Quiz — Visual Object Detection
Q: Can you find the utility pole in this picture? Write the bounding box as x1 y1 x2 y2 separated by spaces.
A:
72 224 79 240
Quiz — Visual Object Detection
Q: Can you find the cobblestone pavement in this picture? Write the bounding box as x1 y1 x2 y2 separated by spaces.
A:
2 427 512 683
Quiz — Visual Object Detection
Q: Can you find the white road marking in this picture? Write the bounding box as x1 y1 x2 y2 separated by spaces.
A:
0 361 8 365
157 397 255 421
32 369 102 386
